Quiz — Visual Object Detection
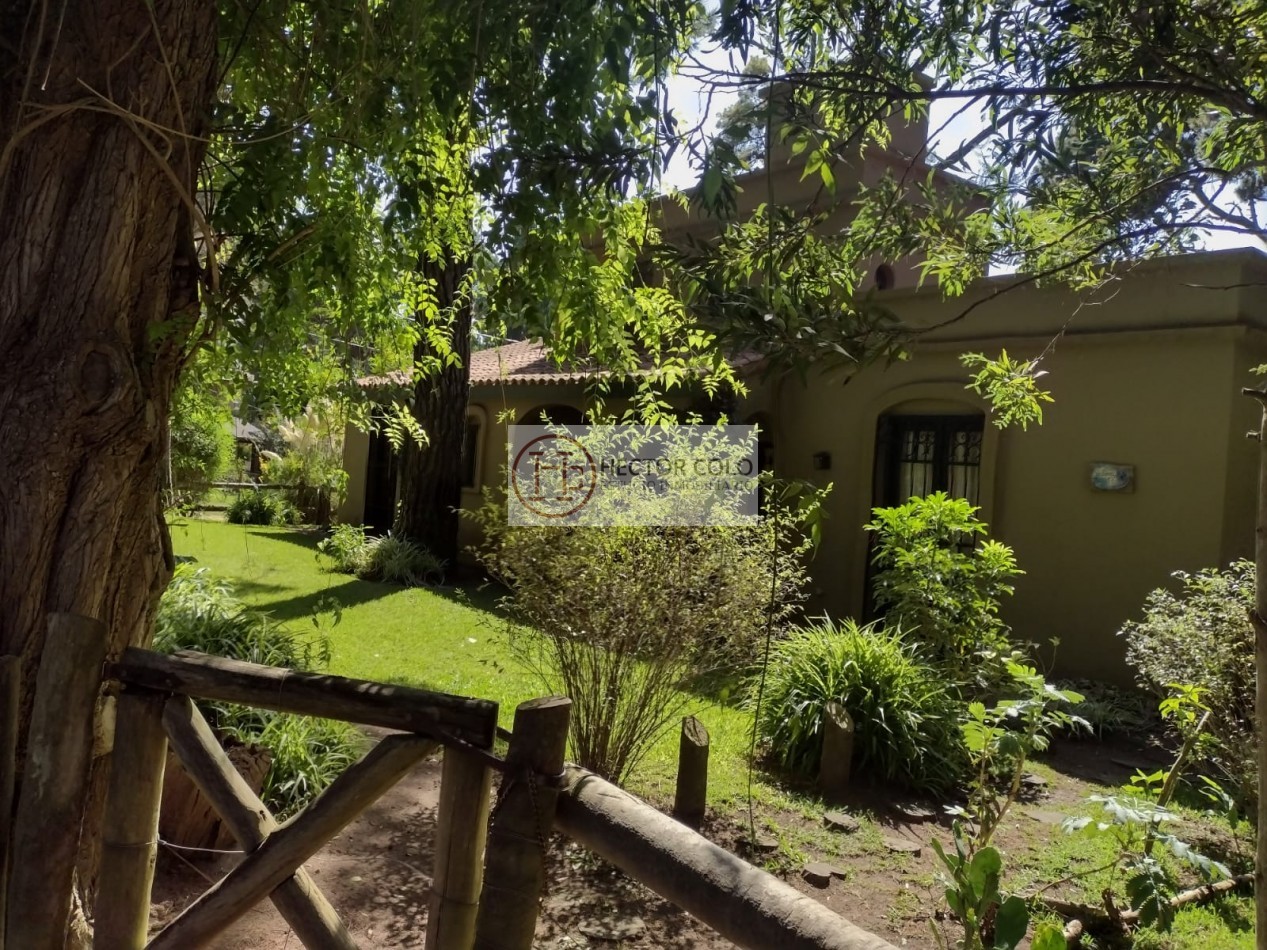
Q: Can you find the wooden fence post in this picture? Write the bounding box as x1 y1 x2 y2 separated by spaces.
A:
555 765 899 950
818 701 854 800
673 716 709 829
473 697 571 950
96 688 169 950
5 613 109 950
426 749 492 950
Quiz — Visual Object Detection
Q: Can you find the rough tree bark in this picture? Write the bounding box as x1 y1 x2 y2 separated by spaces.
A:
394 250 472 565
0 0 216 939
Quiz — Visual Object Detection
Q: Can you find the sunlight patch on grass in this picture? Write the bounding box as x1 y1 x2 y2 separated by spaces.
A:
168 518 765 807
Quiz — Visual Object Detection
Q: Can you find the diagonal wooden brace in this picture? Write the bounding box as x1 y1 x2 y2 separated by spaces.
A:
161 695 359 949
150 720 436 949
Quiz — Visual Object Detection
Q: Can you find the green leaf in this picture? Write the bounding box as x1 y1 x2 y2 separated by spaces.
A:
1030 923 1068 950
966 847 1002 899
992 895 1028 949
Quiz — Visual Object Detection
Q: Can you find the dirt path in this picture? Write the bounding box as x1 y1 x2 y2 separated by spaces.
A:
150 735 1183 949
150 748 729 949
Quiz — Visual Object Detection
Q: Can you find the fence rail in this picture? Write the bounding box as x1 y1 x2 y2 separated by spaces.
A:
84 642 895 950
116 648 497 746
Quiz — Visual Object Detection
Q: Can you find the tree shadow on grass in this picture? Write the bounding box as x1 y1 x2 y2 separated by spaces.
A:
1040 732 1171 788
250 575 514 632
249 577 400 624
251 527 326 551
229 578 292 600
429 576 515 623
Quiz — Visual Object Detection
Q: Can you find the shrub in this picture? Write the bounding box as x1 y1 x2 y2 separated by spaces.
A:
216 706 359 816
318 524 371 575
156 567 357 817
1050 679 1154 739
472 425 825 784
867 492 1022 689
1120 560 1256 808
754 617 969 795
316 526 443 586
363 534 445 585
169 381 233 507
226 489 282 525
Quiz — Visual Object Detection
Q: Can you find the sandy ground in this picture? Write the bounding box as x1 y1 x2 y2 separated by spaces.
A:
150 735 1175 949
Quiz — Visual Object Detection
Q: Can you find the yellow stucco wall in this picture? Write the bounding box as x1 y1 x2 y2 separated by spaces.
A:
757 250 1267 682
342 249 1267 683
338 424 371 525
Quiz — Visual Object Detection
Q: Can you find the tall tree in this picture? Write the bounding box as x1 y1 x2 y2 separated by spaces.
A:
0 6 215 932
0 0 722 940
385 4 712 560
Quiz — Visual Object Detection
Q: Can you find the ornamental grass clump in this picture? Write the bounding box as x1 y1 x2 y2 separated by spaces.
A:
755 617 969 795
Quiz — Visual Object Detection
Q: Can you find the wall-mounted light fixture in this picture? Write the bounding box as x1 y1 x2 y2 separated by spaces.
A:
812 451 832 471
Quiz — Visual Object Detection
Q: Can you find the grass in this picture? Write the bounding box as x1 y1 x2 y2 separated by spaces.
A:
168 518 771 809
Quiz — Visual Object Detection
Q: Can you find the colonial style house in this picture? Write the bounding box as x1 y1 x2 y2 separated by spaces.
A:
341 106 1267 683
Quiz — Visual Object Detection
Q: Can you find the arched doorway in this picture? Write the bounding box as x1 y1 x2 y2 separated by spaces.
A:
744 412 776 478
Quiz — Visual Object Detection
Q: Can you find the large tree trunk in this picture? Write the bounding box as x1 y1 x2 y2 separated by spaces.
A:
0 0 216 940
394 251 472 565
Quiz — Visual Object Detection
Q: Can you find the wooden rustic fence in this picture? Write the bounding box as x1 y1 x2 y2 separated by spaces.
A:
6 625 897 950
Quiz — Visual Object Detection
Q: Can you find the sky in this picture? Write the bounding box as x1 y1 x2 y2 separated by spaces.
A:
660 51 1265 255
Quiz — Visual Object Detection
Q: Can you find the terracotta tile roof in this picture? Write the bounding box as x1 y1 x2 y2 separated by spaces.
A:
357 339 764 389
467 339 597 385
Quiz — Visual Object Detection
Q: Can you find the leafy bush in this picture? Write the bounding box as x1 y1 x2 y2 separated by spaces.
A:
216 706 358 816
867 492 1022 689
226 489 282 525
472 426 824 784
156 567 358 817
1051 679 1154 739
316 526 443 586
1120 560 1256 808
318 524 371 574
753 617 968 795
169 381 233 506
957 663 1086 844
363 534 445 586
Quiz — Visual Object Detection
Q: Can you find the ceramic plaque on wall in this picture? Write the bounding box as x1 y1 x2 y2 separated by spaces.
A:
1089 462 1134 492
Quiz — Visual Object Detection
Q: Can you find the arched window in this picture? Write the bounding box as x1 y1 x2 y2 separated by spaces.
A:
516 404 585 426
874 263 896 291
873 411 984 507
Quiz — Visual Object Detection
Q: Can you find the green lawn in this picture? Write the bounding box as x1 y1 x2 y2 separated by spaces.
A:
168 518 771 808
